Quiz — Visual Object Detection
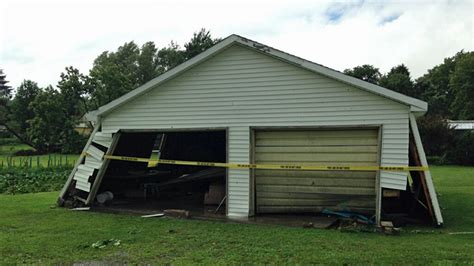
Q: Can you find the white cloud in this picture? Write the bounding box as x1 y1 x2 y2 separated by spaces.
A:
0 0 472 89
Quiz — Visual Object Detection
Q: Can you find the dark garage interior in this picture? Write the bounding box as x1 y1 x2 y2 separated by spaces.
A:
95 130 227 217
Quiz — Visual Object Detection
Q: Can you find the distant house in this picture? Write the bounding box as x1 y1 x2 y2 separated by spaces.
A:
74 116 92 135
447 120 474 131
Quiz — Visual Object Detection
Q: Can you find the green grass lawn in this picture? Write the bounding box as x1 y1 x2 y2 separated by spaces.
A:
0 166 473 264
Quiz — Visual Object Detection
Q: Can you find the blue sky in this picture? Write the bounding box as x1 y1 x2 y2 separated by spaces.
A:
0 0 472 89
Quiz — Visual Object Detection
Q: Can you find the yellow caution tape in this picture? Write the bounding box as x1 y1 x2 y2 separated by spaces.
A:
101 155 429 172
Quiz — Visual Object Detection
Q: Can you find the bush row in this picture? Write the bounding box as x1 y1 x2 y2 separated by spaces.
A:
0 166 71 194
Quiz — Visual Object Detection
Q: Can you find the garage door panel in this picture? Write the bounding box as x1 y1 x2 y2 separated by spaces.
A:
257 197 375 208
256 145 378 153
257 184 375 196
257 130 378 139
256 169 375 179
256 176 375 188
255 128 378 214
255 161 378 166
255 152 378 162
257 138 378 147
257 191 373 200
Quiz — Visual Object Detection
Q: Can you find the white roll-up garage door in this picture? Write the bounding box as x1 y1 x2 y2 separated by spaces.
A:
254 128 379 214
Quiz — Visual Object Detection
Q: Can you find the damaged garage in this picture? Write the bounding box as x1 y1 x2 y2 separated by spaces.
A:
59 34 443 226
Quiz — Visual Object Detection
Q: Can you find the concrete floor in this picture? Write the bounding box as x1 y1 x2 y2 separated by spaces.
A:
92 198 338 229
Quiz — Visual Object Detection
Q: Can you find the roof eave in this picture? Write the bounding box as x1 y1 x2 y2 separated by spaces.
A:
96 34 428 118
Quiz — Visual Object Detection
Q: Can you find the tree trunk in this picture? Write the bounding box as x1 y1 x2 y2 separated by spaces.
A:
0 122 38 150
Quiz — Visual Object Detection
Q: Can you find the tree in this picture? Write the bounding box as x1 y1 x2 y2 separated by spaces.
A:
449 52 474 119
27 87 65 152
89 42 140 107
156 41 185 73
343 65 381 84
0 75 38 148
415 51 469 118
9 80 41 135
137 42 160 85
57 66 91 117
379 64 417 97
88 29 220 107
89 41 162 107
0 69 12 103
183 28 221 60
0 69 12 128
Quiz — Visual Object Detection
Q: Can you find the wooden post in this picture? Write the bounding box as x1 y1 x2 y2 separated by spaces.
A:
409 113 443 226
375 126 383 226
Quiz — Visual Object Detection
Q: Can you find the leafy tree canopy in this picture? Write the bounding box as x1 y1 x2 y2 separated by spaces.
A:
183 28 222 60
379 64 417 97
0 69 12 103
343 64 381 84
450 52 474 119
416 51 471 118
9 80 41 135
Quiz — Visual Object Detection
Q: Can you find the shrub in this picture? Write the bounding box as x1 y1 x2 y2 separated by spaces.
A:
0 166 71 194
446 132 474 165
13 149 44 156
0 137 21 146
418 116 474 165
417 115 456 157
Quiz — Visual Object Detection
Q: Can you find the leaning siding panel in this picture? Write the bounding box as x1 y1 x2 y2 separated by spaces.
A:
102 44 410 216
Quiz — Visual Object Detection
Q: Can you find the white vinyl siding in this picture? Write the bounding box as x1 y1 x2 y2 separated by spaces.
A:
102 44 410 217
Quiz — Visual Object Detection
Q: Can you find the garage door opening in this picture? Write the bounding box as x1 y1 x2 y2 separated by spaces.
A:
253 128 379 221
95 129 227 217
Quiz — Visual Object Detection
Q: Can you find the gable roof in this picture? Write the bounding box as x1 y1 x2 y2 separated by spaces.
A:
93 34 427 120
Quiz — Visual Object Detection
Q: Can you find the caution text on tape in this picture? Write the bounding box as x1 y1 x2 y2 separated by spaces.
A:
97 154 429 172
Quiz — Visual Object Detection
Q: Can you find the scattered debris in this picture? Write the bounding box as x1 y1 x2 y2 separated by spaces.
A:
302 222 314 228
336 219 378 233
214 195 227 214
164 209 190 219
71 207 91 211
380 221 401 235
448 232 474 235
141 213 165 218
204 183 225 205
96 191 114 204
322 209 375 225
410 229 440 234
91 239 121 249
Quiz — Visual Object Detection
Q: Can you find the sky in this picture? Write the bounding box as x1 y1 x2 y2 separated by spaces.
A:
0 0 473 89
